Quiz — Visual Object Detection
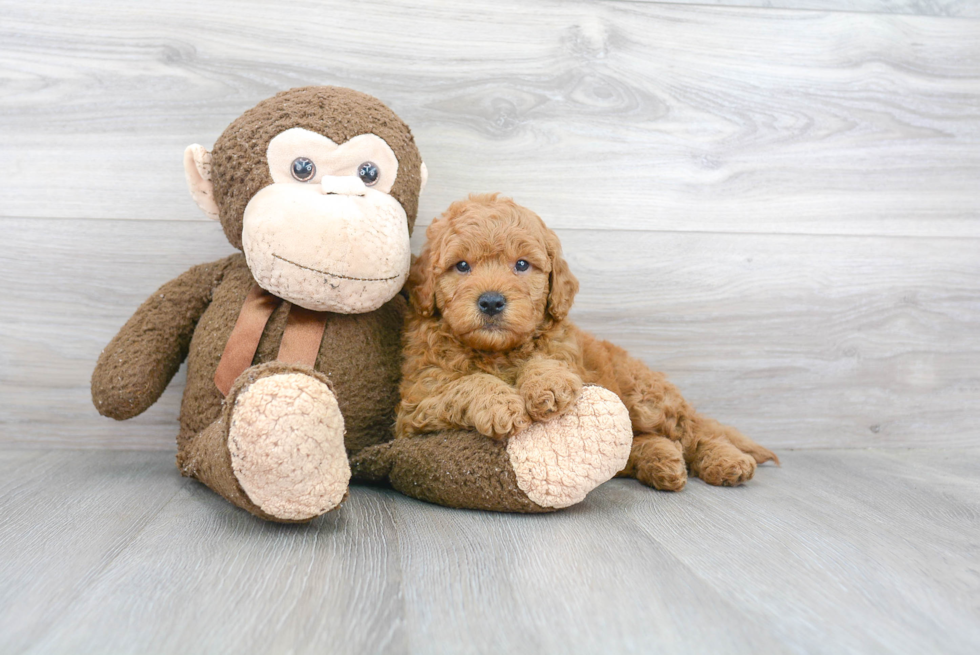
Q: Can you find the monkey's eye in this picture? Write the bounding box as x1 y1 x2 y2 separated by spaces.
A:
454 261 471 273
291 157 316 182
358 161 380 186
514 259 530 272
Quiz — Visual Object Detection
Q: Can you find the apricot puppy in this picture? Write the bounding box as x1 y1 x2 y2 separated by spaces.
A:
397 194 777 490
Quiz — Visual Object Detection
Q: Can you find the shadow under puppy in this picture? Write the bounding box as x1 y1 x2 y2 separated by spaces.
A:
398 193 778 491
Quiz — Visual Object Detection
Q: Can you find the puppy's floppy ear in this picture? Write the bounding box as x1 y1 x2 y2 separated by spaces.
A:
544 227 579 322
408 220 444 317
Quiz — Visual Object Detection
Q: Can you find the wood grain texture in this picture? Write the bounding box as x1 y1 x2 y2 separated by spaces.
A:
0 0 978 237
608 447 980 654
24 486 407 654
3 218 977 449
1 448 977 654
626 0 980 19
0 451 185 653
391 486 787 654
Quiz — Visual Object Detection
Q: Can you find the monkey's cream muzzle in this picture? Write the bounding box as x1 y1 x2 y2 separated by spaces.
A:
242 182 411 313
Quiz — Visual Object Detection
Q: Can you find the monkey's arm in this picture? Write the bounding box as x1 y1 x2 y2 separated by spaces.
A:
91 257 234 420
396 369 531 441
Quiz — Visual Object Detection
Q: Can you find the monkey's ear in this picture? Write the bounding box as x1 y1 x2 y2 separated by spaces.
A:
183 144 220 221
419 162 428 195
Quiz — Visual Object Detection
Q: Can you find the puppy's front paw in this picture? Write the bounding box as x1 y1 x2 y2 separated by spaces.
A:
473 392 532 440
521 369 583 422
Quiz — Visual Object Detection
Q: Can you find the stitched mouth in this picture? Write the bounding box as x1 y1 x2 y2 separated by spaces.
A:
273 253 400 282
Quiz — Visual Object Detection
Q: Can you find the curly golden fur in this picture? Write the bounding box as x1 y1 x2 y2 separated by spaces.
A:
397 194 777 490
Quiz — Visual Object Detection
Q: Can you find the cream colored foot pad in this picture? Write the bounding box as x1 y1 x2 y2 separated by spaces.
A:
229 373 350 520
507 385 632 509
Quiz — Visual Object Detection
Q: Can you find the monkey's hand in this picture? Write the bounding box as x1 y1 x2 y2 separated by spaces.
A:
91 257 234 420
519 359 584 423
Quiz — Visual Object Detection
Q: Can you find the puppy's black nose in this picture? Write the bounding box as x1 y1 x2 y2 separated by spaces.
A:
478 292 506 317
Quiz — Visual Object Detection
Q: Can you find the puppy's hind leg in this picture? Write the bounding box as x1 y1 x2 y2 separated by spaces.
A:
616 434 687 491
599 347 698 491
687 418 777 487
702 417 780 466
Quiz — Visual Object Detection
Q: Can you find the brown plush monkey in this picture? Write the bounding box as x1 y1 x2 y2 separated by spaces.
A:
93 86 632 522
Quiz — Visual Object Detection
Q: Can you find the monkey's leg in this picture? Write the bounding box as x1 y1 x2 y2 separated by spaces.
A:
177 362 349 522
616 434 687 491
686 417 779 487
352 386 633 512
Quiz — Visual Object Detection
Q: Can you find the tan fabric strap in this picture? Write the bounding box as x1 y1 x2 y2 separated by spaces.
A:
277 304 329 367
214 285 330 396
214 285 281 396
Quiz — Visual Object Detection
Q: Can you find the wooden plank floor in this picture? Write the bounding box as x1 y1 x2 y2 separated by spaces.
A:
1 448 977 654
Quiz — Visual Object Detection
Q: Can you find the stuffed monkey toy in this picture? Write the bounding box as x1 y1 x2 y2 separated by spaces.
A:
92 86 632 522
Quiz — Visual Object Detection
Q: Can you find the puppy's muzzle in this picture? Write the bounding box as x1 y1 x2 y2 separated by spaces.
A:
477 292 506 317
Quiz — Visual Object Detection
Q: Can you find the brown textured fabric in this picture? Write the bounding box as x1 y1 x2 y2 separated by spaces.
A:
213 284 281 396
211 86 424 249
178 414 274 519
92 258 237 420
277 304 329 367
350 432 550 513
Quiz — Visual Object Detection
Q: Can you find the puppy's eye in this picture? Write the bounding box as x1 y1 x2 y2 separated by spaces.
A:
514 259 530 272
291 157 316 182
454 261 471 273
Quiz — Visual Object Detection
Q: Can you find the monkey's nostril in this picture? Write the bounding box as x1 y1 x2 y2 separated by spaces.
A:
477 292 506 317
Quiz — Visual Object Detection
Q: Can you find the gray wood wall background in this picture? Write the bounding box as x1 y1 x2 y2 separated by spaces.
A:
1 0 977 451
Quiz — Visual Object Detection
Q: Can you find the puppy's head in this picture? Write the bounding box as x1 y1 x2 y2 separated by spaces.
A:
409 193 578 352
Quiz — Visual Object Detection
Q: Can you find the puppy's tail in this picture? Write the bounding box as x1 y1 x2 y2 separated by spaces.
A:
349 441 396 484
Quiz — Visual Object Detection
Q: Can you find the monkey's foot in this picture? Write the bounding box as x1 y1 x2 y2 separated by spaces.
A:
228 372 350 521
506 385 633 509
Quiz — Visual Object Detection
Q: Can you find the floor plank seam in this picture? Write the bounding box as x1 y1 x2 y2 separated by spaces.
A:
5 214 980 243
